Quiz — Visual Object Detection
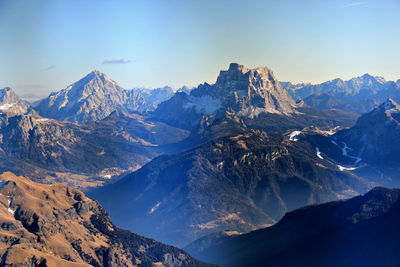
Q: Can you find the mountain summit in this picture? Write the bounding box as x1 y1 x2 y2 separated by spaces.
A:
0 87 31 115
153 63 297 129
36 71 152 122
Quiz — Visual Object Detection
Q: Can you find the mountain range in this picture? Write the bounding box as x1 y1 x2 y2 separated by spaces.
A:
0 110 189 190
90 129 370 247
282 74 400 113
1 63 400 266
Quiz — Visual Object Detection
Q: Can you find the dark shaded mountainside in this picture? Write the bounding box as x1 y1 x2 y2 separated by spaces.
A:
308 98 400 186
90 130 371 247
0 172 215 267
0 110 189 190
36 70 153 123
186 187 400 267
282 74 400 113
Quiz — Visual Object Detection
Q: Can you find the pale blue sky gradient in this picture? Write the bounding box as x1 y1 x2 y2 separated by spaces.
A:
0 0 399 95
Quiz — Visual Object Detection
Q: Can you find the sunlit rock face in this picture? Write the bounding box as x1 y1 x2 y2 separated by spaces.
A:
153 63 297 129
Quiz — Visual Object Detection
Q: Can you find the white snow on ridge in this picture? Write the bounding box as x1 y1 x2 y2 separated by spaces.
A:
337 165 357 171
287 131 301 141
7 199 15 216
330 139 362 165
315 147 324 159
184 96 221 114
0 103 16 110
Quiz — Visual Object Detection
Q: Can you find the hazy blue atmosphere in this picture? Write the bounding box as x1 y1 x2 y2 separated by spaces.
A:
0 0 399 95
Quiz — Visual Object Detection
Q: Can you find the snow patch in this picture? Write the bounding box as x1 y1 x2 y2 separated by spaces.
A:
184 96 221 114
7 199 15 215
0 103 16 110
315 147 324 159
337 165 357 171
149 202 161 214
287 131 301 141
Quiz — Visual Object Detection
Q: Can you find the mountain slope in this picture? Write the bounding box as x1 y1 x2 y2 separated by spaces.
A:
36 70 152 122
186 187 400 267
0 112 189 190
0 172 214 267
333 98 400 166
90 130 370 247
310 99 400 169
0 87 31 115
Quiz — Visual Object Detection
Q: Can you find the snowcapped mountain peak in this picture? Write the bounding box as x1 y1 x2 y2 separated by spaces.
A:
0 87 30 114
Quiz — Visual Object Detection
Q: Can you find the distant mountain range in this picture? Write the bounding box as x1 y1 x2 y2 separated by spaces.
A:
136 86 191 107
282 74 400 113
90 129 370 247
0 172 214 266
1 63 400 263
185 186 400 267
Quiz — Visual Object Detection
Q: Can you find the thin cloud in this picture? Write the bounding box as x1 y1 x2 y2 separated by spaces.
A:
344 1 367 7
43 65 55 71
102 59 133 64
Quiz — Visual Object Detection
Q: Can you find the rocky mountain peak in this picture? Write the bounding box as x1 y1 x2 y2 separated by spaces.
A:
0 87 31 115
36 71 152 122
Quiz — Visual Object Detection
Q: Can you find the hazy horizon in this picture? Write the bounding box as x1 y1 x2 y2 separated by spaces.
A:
1 0 399 96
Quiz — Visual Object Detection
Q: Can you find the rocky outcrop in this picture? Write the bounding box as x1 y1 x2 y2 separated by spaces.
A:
0 172 214 267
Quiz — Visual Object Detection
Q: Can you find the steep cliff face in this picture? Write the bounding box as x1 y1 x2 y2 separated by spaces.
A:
153 63 297 129
36 70 152 123
0 172 214 267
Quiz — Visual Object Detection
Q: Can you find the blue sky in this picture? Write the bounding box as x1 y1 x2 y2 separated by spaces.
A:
0 0 399 96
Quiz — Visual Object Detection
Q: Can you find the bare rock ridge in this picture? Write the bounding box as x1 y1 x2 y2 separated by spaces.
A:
36 70 153 123
0 87 31 115
0 172 214 267
153 63 297 129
